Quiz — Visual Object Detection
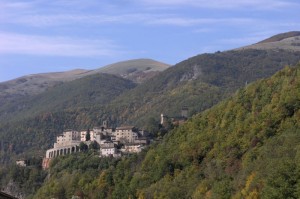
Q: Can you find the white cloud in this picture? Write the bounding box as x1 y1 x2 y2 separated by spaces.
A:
147 17 254 26
0 0 295 29
138 0 298 9
220 36 263 46
10 13 151 27
2 11 256 28
0 32 120 57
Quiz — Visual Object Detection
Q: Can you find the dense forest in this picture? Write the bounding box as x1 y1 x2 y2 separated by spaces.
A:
6 63 298 198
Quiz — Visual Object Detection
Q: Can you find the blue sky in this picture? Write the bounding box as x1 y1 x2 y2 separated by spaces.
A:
0 0 300 82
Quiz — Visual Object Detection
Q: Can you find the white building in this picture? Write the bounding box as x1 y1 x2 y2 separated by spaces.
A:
100 141 119 157
115 126 138 143
16 160 26 167
54 130 81 148
46 130 81 159
94 126 114 135
80 130 96 141
121 144 143 154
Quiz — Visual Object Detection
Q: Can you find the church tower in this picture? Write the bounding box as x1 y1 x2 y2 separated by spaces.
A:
160 114 168 126
181 107 188 118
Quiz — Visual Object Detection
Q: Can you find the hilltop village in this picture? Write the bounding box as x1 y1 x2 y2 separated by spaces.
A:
42 109 189 169
42 122 149 169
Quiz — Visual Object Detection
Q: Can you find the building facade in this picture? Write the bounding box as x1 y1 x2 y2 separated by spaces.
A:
100 141 119 157
115 126 138 143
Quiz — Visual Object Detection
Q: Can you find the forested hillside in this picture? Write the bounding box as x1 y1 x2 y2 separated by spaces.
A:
0 73 136 164
106 49 300 126
31 64 300 198
1 49 300 165
0 73 136 121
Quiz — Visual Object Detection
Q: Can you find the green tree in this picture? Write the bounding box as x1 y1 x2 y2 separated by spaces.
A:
85 128 91 141
89 141 99 150
79 142 88 152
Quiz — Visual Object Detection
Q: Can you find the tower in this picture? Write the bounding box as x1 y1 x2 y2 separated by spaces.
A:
160 114 164 125
160 114 168 126
102 120 108 128
181 107 188 118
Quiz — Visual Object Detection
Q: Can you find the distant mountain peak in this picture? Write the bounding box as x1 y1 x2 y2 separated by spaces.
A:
0 58 170 105
257 31 300 44
87 58 170 83
236 31 300 52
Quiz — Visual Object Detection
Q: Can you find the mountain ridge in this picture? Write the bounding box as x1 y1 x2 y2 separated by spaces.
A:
257 31 300 43
0 59 169 117
236 31 300 51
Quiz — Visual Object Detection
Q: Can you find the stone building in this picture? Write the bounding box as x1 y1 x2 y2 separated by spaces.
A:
43 123 151 169
16 160 26 167
161 107 189 127
43 130 82 169
115 126 139 143
80 130 96 141
100 141 119 157
121 144 144 154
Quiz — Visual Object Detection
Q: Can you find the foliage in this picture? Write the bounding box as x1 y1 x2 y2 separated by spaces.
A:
31 64 300 198
34 152 119 199
85 129 90 141
0 157 47 198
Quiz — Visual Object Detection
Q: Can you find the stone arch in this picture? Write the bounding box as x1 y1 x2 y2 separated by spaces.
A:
72 147 75 153
68 148 71 154
64 148 67 155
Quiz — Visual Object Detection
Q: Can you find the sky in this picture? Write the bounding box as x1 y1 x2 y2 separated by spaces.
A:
0 0 300 82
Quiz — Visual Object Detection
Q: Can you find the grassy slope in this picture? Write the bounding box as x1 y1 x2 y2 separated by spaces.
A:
257 31 300 43
83 59 170 83
91 59 170 74
0 73 136 121
0 59 168 120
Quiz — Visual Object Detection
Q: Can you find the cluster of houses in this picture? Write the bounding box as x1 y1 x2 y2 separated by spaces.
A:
42 121 150 169
40 108 189 169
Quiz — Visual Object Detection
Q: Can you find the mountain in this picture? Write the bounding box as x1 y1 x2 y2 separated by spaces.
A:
0 73 136 122
0 59 169 120
105 48 300 127
33 63 300 198
0 59 168 102
1 32 300 161
236 31 300 51
257 31 300 43
86 59 170 83
0 69 88 103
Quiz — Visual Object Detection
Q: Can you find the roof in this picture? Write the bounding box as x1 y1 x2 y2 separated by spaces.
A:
124 143 142 146
101 145 116 149
116 126 135 130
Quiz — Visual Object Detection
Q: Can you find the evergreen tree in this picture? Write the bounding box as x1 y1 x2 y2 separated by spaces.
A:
86 128 91 141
